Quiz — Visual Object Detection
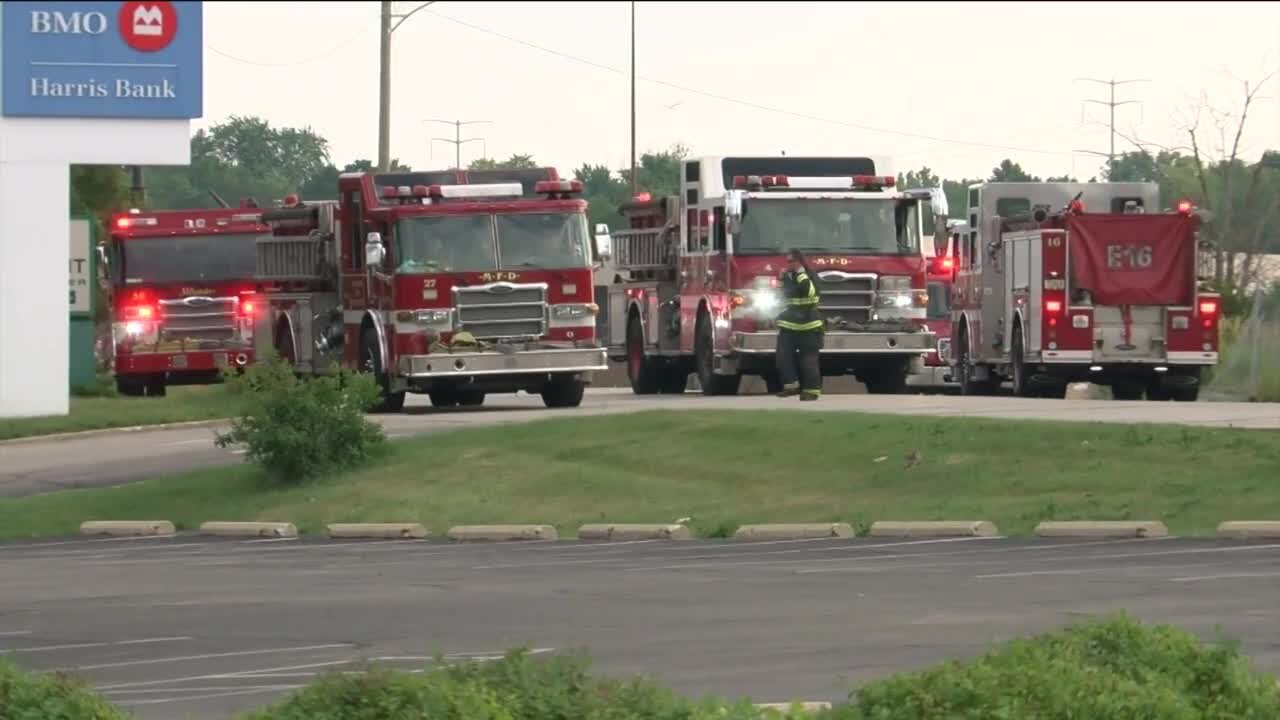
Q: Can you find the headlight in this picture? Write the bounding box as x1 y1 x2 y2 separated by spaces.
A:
879 275 911 291
877 292 913 308
752 289 781 314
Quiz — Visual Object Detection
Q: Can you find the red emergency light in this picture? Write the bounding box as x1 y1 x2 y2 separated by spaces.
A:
633 192 652 202
1198 299 1217 316
115 215 157 229
380 185 399 199
1177 199 1193 215
283 193 299 207
932 256 955 274
1045 300 1063 313
535 179 584 195
1069 199 1085 214
239 300 256 317
412 185 430 198
852 175 895 188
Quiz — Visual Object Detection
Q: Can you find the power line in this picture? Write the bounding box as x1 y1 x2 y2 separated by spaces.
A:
208 29 370 68
1074 77 1149 176
423 8 1078 158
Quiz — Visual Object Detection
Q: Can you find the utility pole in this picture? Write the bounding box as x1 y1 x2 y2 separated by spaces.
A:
630 0 637 194
425 119 491 169
1074 77 1149 178
378 1 438 172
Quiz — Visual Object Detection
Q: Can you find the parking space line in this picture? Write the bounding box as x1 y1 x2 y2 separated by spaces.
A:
1169 571 1280 583
0 631 31 637
70 643 355 671
97 660 357 690
614 537 1004 573
4 636 190 653
115 686 306 706
102 685 304 695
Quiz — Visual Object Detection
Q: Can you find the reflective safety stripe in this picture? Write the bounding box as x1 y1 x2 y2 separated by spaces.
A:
777 319 823 331
787 297 819 306
801 389 821 396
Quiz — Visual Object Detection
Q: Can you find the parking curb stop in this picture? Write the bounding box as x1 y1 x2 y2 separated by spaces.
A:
869 520 999 538
733 523 854 540
1033 520 1168 538
79 520 175 537
577 523 691 541
327 523 429 539
447 524 558 542
199 521 297 538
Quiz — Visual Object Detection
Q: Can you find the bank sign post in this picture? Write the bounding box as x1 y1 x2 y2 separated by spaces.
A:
2 1 202 119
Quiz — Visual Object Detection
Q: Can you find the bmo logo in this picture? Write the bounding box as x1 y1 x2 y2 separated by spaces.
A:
119 2 178 52
27 2 178 52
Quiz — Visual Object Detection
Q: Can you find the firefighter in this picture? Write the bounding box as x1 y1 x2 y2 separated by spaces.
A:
775 249 823 400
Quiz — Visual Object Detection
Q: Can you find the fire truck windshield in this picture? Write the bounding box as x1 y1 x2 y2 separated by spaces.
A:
396 212 591 273
115 233 258 285
736 198 920 256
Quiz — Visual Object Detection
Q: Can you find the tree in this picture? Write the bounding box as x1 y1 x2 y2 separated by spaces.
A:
145 115 333 209
468 154 539 171
989 159 1039 183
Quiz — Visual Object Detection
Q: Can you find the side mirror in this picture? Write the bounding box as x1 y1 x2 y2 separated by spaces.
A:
724 190 744 234
95 245 109 269
365 231 385 267
593 224 612 261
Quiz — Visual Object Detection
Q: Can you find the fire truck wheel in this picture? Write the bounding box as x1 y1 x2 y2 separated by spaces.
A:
862 366 907 395
144 377 167 398
541 377 586 408
658 369 689 394
457 391 486 407
626 313 661 394
360 327 405 413
1171 385 1199 402
115 377 145 397
695 311 741 396
428 390 458 408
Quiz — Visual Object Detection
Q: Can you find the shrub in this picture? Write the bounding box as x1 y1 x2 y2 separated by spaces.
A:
0 658 127 720
240 649 813 720
215 354 386 484
827 613 1280 720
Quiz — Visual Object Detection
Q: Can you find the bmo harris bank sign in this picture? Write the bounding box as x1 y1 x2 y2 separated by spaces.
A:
1 1 202 119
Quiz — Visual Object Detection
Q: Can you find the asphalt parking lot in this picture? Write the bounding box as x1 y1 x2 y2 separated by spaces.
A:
2 534 1278 718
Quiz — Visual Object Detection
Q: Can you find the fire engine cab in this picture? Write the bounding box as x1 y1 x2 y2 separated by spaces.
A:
105 205 268 397
603 155 949 395
950 181 1219 400
252 168 608 412
908 219 965 392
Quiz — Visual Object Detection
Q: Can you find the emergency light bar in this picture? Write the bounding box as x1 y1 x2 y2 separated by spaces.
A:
534 179 584 196
115 216 158 228
431 183 524 199
732 174 896 191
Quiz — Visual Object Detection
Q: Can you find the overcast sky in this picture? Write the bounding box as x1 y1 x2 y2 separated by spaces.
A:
202 1 1280 182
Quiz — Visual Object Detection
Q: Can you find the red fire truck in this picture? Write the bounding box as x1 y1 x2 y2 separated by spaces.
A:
950 181 1219 400
251 167 608 412
104 205 268 397
602 155 949 395
907 220 964 391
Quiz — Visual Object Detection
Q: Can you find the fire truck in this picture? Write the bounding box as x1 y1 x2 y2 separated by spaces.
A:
104 205 268 397
602 155 949 395
251 167 608 412
907 219 964 391
950 181 1219 400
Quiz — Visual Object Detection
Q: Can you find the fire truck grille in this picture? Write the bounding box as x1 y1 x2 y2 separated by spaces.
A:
816 273 875 326
159 297 238 343
454 284 547 340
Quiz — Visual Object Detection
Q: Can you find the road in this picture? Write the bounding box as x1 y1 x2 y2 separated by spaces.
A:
3 388 1279 497
0 534 1277 718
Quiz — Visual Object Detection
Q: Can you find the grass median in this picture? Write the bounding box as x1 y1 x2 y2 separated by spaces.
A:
0 409 1277 540
0 385 240 441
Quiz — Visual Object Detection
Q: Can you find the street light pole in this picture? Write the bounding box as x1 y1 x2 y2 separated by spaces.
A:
378 1 439 172
425 118 492 169
629 1 636 194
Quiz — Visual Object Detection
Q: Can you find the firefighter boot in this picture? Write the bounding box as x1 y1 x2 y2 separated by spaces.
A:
777 383 800 398
800 390 820 402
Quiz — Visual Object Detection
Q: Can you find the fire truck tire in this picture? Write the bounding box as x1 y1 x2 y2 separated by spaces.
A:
360 327 405 413
115 377 145 397
956 326 999 396
626 313 661 395
862 366 907 395
658 368 689 394
428 391 458 408
542 377 586 408
457 391 486 407
1171 385 1199 402
694 311 741 396
145 377 167 398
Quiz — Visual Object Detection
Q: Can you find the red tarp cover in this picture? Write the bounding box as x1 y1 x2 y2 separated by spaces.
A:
1067 214 1195 307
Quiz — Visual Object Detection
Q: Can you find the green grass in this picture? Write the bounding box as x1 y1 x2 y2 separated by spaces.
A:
1 409 1277 539
0 384 242 441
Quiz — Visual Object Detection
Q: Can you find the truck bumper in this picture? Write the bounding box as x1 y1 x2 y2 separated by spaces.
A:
1040 350 1218 366
397 347 609 379
906 365 955 387
116 348 253 375
730 330 936 354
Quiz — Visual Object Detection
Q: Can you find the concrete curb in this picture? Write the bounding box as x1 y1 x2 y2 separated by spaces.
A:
447 525 558 542
0 418 227 446
1216 521 1280 540
869 520 999 538
80 520 175 537
327 523 429 539
1034 520 1168 538
577 523 691 541
733 523 854 540
199 521 297 538
754 701 832 713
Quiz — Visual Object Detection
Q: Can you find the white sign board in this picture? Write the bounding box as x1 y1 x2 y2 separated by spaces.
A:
69 218 91 314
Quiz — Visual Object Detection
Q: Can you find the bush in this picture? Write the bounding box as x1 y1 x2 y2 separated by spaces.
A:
0 658 127 720
827 613 1280 720
240 649 811 720
215 355 386 484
